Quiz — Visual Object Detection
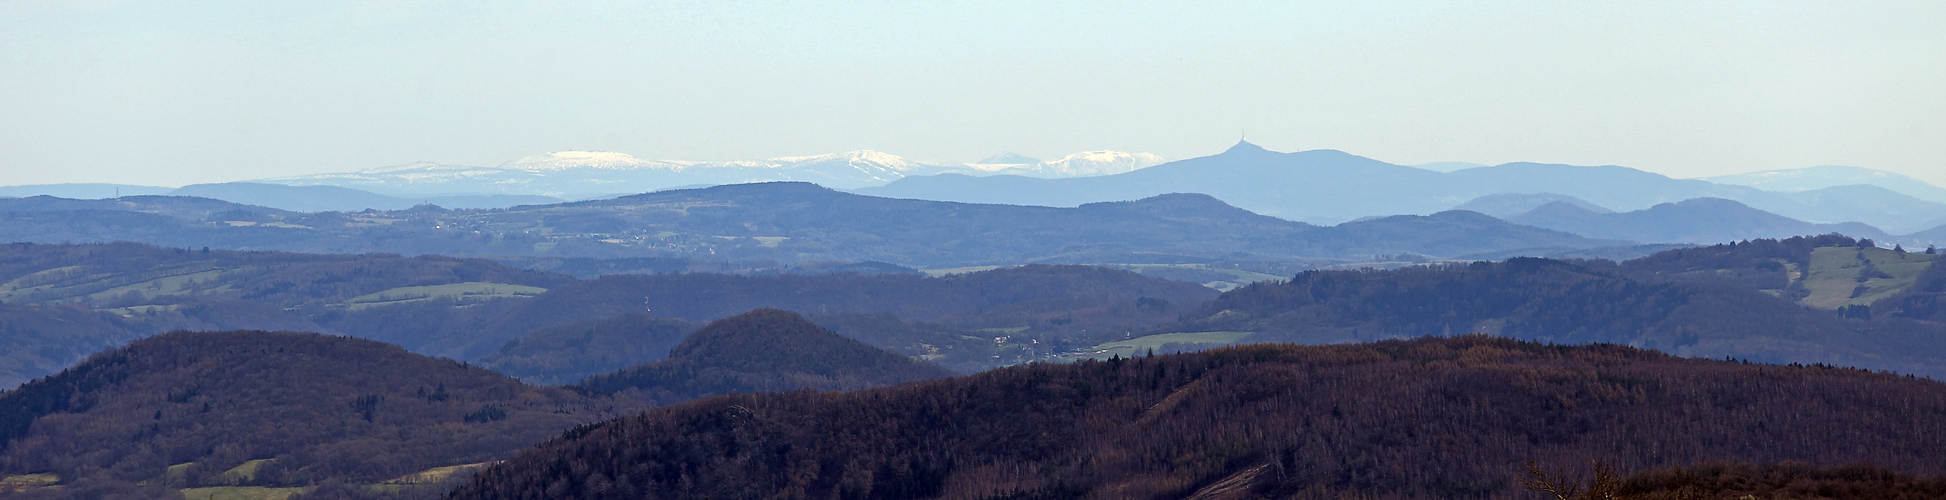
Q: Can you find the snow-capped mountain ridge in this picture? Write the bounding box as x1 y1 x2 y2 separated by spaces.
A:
502 151 693 172
1037 150 1168 176
260 149 1164 198
755 150 921 170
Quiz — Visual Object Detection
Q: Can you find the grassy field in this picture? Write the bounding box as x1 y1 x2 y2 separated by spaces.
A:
1 473 59 494
103 303 185 317
1799 247 1942 309
380 461 496 486
169 461 495 499
346 282 548 310
162 462 193 484
921 265 1007 277
0 266 235 305
1070 331 1254 360
179 486 311 500
1102 264 1288 292
220 459 272 484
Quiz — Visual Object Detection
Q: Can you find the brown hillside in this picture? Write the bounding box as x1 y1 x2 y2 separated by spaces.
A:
579 309 952 406
0 330 642 495
455 336 1946 500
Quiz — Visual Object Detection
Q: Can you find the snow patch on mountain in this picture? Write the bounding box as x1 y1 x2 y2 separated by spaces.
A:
502 151 693 172
963 151 1166 177
254 148 1165 198
1036 151 1167 176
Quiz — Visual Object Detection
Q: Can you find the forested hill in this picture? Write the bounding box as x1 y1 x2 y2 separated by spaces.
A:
0 330 642 497
478 313 701 386
0 242 1224 385
1172 256 1946 377
452 336 1946 500
0 242 572 311
580 309 952 405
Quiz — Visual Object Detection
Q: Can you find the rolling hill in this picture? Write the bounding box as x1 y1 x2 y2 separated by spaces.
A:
376 264 1221 361
0 242 573 387
451 336 1946 500
0 330 643 498
170 182 563 212
0 182 1634 268
477 314 701 386
1450 192 1613 218
0 304 151 390
1166 254 1946 377
0 184 173 200
0 241 1227 380
579 309 953 405
1507 197 1893 244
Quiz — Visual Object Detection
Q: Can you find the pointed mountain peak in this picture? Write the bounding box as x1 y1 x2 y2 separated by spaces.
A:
1223 140 1272 155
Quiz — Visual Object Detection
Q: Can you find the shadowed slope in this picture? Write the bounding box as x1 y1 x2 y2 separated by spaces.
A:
579 309 952 405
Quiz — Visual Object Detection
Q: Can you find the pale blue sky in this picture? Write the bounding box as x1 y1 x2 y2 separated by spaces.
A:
2 1 1942 187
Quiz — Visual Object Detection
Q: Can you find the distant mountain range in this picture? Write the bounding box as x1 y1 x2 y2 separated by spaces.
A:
5 145 1938 236
861 141 1946 233
1451 193 1614 218
1508 197 1895 245
172 182 564 212
0 182 557 213
1705 165 1946 204
0 149 1166 212
256 149 1167 199
0 183 1643 267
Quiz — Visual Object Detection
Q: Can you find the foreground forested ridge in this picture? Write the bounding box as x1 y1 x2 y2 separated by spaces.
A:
0 330 643 498
1615 462 1946 499
452 336 1946 500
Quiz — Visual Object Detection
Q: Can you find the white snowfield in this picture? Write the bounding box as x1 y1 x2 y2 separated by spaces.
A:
260 149 1166 198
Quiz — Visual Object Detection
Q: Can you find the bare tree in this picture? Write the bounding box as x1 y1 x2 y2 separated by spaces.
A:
1521 460 1626 500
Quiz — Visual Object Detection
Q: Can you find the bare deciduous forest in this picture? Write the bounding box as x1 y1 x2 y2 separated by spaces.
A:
453 336 1946 500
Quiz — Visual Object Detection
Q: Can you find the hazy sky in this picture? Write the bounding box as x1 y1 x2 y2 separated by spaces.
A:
2 1 1942 187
